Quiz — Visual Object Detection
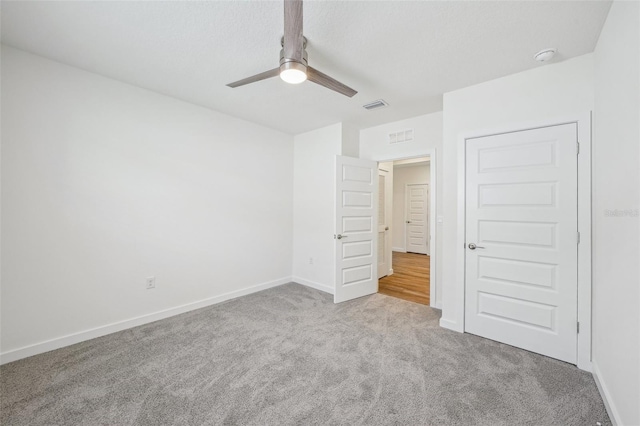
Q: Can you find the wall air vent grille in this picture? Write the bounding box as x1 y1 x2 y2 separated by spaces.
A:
363 99 389 110
389 129 414 144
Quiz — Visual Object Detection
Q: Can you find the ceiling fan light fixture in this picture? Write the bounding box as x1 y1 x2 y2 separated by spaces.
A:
226 0 357 97
280 61 307 84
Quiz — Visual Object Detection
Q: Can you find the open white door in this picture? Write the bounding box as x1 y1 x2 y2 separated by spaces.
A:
464 123 578 364
335 155 378 303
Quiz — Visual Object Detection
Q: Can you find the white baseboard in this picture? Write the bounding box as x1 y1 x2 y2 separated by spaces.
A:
0 276 292 365
392 247 406 253
388 268 394 276
432 301 442 309
592 360 622 426
577 359 592 373
292 277 334 295
439 317 463 333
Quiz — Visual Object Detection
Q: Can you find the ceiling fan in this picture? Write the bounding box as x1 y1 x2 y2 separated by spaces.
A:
226 0 357 98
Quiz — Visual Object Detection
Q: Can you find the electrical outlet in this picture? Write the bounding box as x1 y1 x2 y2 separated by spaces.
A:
309 257 314 265
146 276 156 289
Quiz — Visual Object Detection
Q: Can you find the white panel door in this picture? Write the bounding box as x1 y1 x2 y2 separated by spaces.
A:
405 184 429 255
377 169 391 279
335 156 378 303
465 123 578 364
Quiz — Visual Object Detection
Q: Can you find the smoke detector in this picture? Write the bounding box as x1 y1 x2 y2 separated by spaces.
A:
534 48 557 63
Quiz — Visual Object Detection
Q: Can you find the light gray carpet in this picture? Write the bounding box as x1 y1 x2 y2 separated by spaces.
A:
1 283 609 425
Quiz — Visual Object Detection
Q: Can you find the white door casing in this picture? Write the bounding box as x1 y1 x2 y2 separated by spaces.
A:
366 150 438 310
405 184 429 255
335 156 378 303
464 123 578 364
377 168 391 279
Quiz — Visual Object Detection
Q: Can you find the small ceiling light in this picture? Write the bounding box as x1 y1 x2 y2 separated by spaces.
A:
534 48 557 63
280 61 307 84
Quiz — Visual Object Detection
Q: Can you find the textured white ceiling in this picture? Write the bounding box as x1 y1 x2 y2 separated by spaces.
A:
1 1 611 134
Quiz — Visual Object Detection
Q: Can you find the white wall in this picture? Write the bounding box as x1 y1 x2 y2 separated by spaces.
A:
341 122 360 158
392 164 430 252
360 113 443 163
592 2 640 424
360 112 443 307
292 124 342 293
440 54 594 331
0 46 294 361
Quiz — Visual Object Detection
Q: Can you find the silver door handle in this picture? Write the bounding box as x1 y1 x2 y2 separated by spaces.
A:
468 243 485 250
336 234 348 240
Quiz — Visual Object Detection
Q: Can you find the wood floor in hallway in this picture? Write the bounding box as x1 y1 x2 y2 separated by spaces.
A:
378 251 430 305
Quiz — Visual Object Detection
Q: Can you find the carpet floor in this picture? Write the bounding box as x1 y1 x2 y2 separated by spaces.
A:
1 283 610 425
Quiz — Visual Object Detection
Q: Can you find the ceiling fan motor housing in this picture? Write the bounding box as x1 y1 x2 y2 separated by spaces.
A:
279 36 308 73
280 48 308 73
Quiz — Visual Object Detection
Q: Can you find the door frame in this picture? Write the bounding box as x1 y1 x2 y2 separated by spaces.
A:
450 113 592 371
404 183 429 255
378 150 438 308
377 167 392 279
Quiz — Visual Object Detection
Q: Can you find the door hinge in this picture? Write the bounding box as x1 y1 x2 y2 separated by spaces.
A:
577 322 580 334
576 141 580 155
577 232 581 244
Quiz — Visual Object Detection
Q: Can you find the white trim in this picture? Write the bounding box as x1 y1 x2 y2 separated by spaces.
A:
387 268 393 276
0 276 292 365
376 150 438 308
429 150 437 305
439 317 463 332
592 360 621 425
451 113 593 370
293 277 334 295
378 167 393 282
435 301 442 309
576 112 592 371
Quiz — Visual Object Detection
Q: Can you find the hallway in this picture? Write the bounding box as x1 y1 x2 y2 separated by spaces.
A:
378 251 430 305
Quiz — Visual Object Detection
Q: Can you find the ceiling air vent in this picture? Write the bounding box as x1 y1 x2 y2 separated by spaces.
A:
363 99 388 110
389 129 414 144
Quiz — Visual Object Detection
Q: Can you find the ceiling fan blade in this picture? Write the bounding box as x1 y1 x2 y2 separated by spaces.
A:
226 68 280 88
307 66 357 98
283 0 304 62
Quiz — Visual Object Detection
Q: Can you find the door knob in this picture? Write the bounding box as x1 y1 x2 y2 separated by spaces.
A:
385 227 389 231
468 243 485 250
406 220 411 224
336 234 348 240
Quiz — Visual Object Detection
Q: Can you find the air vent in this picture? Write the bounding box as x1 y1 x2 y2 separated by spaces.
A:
363 99 388 110
389 129 414 144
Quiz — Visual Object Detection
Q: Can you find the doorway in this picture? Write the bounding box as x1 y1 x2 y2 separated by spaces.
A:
379 251 430 304
377 156 436 306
